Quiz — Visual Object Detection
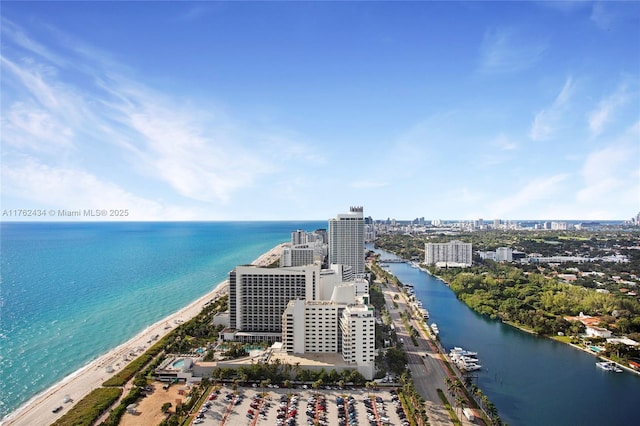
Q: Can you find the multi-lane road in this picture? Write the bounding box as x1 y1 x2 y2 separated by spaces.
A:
381 280 481 426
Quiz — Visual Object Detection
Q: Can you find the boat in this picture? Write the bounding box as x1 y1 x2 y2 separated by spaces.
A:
430 323 439 335
596 361 623 373
449 346 481 371
450 347 478 357
458 362 482 372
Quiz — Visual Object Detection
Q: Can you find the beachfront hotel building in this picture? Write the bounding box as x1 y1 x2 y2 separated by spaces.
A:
228 263 321 342
280 241 326 267
425 240 473 267
281 283 375 379
328 207 365 276
280 245 315 267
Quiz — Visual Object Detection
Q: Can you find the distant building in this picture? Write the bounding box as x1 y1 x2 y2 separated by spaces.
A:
280 245 315 267
551 221 568 230
425 240 472 267
495 247 513 262
329 207 365 275
291 229 306 245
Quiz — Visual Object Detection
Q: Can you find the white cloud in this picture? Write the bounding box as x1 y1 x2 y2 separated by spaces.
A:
349 180 389 189
479 27 547 74
489 174 570 218
590 2 616 30
491 134 518 151
1 19 322 215
576 122 640 209
177 4 210 21
588 83 631 137
0 18 67 67
529 77 575 141
2 102 75 151
1 160 201 221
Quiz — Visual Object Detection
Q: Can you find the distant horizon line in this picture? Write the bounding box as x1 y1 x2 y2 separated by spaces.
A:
0 218 632 224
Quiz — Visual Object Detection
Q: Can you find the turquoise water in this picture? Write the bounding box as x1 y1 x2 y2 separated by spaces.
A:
0 221 324 419
172 359 186 369
374 247 640 426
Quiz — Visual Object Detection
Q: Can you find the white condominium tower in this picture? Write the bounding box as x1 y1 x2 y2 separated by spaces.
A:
328 207 365 276
425 240 473 267
281 283 375 379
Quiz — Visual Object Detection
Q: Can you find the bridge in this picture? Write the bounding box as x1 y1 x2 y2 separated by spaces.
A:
378 259 407 263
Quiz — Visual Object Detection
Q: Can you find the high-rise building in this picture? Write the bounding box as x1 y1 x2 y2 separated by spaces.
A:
291 229 307 245
328 207 365 276
228 263 321 342
280 245 315 267
425 240 472 267
281 283 375 379
340 304 376 366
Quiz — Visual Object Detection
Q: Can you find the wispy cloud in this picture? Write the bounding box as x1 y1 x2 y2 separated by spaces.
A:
0 17 68 67
577 123 640 203
1 159 202 220
529 77 575 141
177 4 211 22
1 18 318 218
478 27 547 74
491 134 518 151
349 180 389 189
588 82 631 138
489 174 569 218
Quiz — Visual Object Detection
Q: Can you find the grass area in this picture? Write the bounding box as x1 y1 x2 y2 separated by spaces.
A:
102 337 169 387
551 335 573 344
397 392 420 426
51 387 122 426
437 388 462 426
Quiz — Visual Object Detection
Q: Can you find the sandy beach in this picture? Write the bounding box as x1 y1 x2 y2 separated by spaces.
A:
1 243 287 426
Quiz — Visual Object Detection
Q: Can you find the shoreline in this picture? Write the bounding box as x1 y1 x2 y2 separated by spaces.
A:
420 262 640 376
1 243 287 426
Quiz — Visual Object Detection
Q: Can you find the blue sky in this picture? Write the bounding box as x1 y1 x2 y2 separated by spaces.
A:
1 1 639 221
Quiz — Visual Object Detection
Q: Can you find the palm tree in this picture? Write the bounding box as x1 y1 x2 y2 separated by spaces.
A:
444 377 454 396
261 378 271 396
455 395 466 419
452 378 464 397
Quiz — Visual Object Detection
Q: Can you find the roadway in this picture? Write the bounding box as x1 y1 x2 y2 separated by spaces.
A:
381 280 481 426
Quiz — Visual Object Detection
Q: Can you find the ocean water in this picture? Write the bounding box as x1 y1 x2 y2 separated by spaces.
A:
0 221 324 419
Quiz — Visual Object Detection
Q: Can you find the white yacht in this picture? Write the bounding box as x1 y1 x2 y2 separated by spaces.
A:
450 347 478 357
430 323 439 335
596 361 623 373
458 361 482 371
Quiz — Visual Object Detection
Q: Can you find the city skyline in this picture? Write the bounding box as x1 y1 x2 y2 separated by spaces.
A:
1 2 639 221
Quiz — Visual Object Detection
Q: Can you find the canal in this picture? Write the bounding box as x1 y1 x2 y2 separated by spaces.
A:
372 246 639 426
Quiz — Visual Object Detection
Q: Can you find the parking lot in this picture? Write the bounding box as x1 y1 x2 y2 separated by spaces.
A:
191 386 410 426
